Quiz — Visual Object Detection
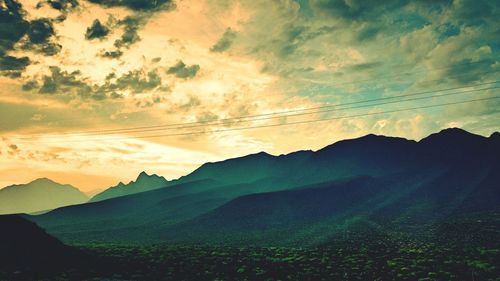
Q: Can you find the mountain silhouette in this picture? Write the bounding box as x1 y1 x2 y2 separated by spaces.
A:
0 178 88 215
0 215 86 278
28 128 500 245
90 171 169 202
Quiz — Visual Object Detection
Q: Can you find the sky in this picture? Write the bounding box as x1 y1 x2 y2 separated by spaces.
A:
0 0 499 191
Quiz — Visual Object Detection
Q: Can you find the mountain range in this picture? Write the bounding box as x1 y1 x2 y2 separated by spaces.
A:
0 178 88 215
90 171 169 202
26 128 500 246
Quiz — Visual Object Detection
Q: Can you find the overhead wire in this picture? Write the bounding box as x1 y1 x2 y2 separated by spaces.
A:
20 80 500 138
18 91 500 143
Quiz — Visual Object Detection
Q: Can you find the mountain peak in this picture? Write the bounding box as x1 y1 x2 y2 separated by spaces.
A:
419 127 485 144
419 128 488 155
0 179 88 215
356 133 388 141
91 172 169 202
437 127 470 135
136 171 150 181
251 151 273 157
30 178 56 185
422 128 484 142
318 133 413 154
347 133 411 143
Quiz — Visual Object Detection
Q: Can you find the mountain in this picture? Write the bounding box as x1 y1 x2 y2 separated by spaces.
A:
28 128 500 245
164 154 500 245
88 134 420 203
0 178 88 215
0 215 86 278
90 171 169 202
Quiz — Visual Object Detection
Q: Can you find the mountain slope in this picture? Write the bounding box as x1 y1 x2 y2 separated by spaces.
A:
160 176 397 245
0 178 88 215
0 215 85 275
28 128 500 245
165 147 499 245
90 171 169 202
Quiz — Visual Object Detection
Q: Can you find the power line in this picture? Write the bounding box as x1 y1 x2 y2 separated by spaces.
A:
127 95 500 139
30 84 499 137
20 63 500 128
22 80 500 138
20 94 500 143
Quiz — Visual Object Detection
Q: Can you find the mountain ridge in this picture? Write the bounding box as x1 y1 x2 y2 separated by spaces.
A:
87 128 499 202
27 128 500 245
0 178 88 215
90 171 170 202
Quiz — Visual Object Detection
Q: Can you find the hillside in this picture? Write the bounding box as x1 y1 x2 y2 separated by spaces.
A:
0 178 88 215
28 128 500 245
0 215 87 279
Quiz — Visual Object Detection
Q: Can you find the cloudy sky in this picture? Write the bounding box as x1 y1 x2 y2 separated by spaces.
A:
0 0 499 191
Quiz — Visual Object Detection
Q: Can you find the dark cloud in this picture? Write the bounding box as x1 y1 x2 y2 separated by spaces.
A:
39 66 86 94
101 69 162 93
452 0 494 24
38 71 120 100
115 69 162 92
433 58 499 85
307 0 453 45
4 5 66 68
85 19 110 40
310 0 407 22
19 18 61 56
21 41 62 56
22 66 163 99
105 72 116 80
210 28 236 53
87 0 175 11
21 80 38 91
101 49 123 59
167 60 200 79
0 0 29 49
27 18 55 44
36 0 78 12
0 0 30 74
33 67 139 99
114 16 141 48
41 42 62 55
418 0 500 84
0 55 29 71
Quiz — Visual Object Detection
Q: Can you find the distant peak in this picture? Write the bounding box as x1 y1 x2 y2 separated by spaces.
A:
253 151 272 157
239 151 275 160
423 128 479 139
137 171 150 180
419 127 486 144
30 178 56 184
438 127 469 135
343 133 409 144
357 133 384 140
